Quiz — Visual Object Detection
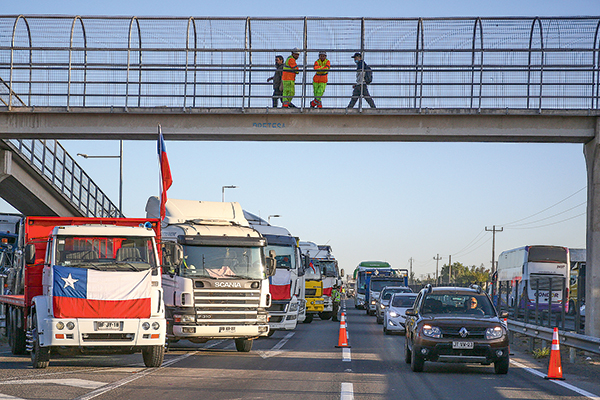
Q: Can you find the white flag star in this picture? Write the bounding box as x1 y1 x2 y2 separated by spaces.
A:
61 273 79 289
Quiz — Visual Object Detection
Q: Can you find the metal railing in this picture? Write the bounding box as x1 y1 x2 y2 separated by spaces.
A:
1 16 599 112
3 139 120 218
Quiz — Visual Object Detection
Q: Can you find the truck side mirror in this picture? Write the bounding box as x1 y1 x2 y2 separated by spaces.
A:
340 268 345 277
162 242 183 275
25 243 36 265
266 250 277 277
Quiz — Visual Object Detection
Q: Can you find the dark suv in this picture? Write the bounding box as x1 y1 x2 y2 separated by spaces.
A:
404 285 509 374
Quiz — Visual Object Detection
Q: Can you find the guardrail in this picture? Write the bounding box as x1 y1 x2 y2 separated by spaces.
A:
508 319 600 356
3 139 120 218
1 16 599 112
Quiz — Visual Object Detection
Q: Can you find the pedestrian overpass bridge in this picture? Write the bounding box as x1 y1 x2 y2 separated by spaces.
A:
1 15 600 336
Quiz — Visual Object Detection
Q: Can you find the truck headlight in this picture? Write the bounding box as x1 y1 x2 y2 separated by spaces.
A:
289 302 298 312
142 322 150 330
66 321 75 330
422 325 442 339
152 322 160 330
485 326 504 340
56 322 65 330
173 314 195 323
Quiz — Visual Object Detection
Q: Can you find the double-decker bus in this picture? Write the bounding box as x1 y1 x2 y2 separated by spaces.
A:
497 245 569 313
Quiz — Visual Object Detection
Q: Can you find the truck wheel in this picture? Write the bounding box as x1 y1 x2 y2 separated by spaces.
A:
142 345 165 367
303 314 313 324
568 300 576 316
9 307 26 355
235 338 253 352
30 312 50 369
266 329 276 337
319 312 332 320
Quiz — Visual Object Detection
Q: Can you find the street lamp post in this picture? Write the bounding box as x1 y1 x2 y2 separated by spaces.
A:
268 214 281 224
221 185 238 202
77 140 123 217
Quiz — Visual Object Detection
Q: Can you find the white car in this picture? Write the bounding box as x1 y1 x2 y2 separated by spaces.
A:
383 293 417 335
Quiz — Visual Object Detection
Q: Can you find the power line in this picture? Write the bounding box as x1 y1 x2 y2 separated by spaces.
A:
507 212 586 230
499 186 586 226
504 201 586 228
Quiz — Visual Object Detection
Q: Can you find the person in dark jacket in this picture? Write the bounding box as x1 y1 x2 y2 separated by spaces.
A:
347 52 376 108
267 55 284 107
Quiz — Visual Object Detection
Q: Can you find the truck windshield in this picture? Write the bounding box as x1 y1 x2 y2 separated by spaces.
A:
317 260 337 277
56 236 157 271
267 245 295 270
305 261 322 280
371 280 407 292
180 245 266 280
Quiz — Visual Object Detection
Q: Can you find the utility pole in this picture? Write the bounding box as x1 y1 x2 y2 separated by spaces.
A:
433 254 442 285
485 225 503 277
409 257 414 285
448 255 452 285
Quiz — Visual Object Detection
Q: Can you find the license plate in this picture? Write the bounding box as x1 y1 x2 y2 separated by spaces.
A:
452 341 474 349
96 321 121 331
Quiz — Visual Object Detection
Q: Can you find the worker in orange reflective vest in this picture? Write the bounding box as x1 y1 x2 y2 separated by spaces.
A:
282 48 300 108
311 51 330 108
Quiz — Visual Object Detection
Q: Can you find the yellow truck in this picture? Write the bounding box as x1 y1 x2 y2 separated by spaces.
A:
300 242 324 323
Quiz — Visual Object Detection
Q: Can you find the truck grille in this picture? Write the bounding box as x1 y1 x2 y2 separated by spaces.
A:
195 287 261 326
305 289 317 296
82 333 134 342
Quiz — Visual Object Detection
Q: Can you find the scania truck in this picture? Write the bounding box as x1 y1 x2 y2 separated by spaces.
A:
146 197 275 352
0 215 166 369
244 211 306 333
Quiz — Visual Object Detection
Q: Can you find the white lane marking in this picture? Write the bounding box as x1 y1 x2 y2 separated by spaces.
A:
0 379 105 389
511 360 600 400
258 332 295 359
341 382 354 400
73 351 197 400
342 348 351 362
0 395 26 400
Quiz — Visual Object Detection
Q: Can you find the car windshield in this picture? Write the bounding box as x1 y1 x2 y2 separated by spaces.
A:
391 295 417 307
56 236 157 271
421 293 495 316
382 288 410 300
180 245 266 280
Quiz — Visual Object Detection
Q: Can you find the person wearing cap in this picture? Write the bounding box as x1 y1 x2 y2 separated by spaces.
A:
347 52 376 108
282 48 300 108
311 51 330 108
267 55 284 107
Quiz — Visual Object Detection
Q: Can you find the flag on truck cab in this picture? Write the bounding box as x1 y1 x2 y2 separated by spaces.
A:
52 265 152 319
269 268 292 300
157 125 173 221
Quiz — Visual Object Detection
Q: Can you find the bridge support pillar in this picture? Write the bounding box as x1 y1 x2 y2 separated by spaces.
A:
583 117 600 338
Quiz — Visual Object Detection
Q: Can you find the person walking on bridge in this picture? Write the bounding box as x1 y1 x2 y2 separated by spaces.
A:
266 55 284 107
282 48 300 108
311 51 330 108
347 52 375 109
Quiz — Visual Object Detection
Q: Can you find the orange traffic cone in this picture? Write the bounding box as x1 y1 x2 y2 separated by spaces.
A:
335 312 351 348
544 327 565 380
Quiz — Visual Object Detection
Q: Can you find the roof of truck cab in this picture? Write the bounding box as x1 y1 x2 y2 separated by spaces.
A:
146 196 249 227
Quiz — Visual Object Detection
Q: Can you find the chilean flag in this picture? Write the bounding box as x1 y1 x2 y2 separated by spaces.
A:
269 268 292 301
52 265 152 319
157 125 173 221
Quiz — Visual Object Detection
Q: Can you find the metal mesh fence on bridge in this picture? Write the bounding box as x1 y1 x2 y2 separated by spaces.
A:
1 16 599 111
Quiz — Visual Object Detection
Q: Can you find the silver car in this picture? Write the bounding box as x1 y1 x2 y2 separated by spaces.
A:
376 286 412 324
383 293 417 334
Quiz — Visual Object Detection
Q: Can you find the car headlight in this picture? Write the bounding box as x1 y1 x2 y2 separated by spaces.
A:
422 324 442 339
389 311 398 318
371 300 376 305
485 326 504 340
380 304 386 309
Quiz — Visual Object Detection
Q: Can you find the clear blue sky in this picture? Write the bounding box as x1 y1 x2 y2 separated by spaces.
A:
1 1 593 278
